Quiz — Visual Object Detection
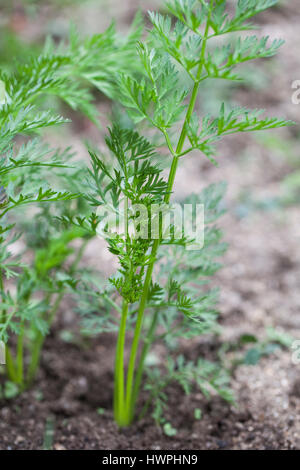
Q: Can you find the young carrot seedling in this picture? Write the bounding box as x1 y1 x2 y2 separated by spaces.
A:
0 23 140 391
82 0 292 427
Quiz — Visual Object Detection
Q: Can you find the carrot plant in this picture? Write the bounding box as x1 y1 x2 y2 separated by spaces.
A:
75 0 292 427
0 22 140 392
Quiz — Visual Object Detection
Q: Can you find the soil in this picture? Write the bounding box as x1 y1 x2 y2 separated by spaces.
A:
1 0 300 451
0 322 299 450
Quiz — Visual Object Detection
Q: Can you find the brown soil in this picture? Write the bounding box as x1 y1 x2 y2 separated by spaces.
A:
0 326 299 450
1 0 300 451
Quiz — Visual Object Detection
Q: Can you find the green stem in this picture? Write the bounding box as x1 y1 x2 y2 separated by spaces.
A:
26 292 62 386
123 134 182 423
26 331 44 386
5 346 18 383
129 309 159 419
1 307 18 383
16 323 24 387
123 248 158 422
26 239 89 386
113 300 128 426
123 2 213 424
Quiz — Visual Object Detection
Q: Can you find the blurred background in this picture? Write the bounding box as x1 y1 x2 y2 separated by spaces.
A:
1 0 300 450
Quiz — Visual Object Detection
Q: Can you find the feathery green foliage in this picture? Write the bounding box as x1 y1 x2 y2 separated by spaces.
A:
0 18 141 390
0 0 291 427
79 0 291 427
